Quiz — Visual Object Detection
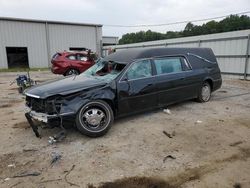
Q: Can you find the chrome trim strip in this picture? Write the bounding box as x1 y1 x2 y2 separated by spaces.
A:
29 111 54 123
25 92 40 99
60 112 75 116
187 53 216 64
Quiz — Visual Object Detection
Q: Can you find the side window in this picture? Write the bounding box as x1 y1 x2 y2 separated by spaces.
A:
127 60 152 80
67 54 76 60
154 57 182 75
77 54 88 61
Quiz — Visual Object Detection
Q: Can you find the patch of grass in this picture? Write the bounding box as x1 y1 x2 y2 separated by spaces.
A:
0 67 49 72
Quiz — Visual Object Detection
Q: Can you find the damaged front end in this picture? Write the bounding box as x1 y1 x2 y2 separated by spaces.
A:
24 93 76 138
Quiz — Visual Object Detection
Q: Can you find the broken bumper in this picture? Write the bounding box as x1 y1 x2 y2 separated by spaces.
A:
24 106 58 123
24 106 75 137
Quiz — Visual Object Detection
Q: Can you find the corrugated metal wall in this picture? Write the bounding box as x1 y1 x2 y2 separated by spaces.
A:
103 30 250 79
0 20 48 68
102 36 119 45
0 19 102 68
48 24 102 60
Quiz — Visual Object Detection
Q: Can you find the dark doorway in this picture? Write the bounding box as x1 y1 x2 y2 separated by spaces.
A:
6 47 29 68
69 47 87 51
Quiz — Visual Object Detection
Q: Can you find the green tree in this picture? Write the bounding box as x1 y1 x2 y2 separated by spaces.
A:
118 14 250 44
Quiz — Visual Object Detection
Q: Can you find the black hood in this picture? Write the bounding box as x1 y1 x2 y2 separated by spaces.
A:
25 75 107 99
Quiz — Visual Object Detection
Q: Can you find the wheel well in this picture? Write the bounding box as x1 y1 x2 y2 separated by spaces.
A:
204 79 213 90
64 68 79 75
101 99 116 116
70 68 79 72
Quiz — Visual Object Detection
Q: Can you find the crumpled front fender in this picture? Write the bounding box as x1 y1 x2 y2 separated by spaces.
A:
59 85 116 116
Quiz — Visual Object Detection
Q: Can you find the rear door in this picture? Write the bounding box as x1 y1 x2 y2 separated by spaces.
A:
153 56 196 106
117 59 157 115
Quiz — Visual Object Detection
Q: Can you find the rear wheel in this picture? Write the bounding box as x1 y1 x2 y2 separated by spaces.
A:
76 100 114 137
65 69 79 76
197 82 211 102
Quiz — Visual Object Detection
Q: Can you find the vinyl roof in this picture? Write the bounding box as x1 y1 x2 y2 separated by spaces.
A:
0 17 102 27
103 47 216 63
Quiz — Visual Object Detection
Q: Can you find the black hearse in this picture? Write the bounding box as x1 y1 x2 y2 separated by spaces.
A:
25 48 222 137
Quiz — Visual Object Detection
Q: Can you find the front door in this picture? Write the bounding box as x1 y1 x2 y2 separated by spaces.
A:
117 59 157 116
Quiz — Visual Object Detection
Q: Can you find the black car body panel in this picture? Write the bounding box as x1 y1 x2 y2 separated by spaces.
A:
24 48 222 134
26 75 108 99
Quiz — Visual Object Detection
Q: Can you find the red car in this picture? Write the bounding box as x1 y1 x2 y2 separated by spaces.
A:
51 51 95 76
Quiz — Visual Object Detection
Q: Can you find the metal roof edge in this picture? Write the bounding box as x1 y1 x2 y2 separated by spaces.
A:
0 16 102 27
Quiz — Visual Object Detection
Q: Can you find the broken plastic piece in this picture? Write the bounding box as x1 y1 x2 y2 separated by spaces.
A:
48 130 66 144
163 155 176 163
48 136 57 144
163 109 171 114
7 164 15 168
50 153 62 166
12 172 41 178
195 120 203 124
25 113 41 138
163 131 173 138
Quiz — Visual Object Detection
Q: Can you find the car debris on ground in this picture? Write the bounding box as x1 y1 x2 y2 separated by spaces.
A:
163 155 176 163
50 152 62 166
229 141 243 147
163 109 172 115
162 130 175 138
12 171 41 178
7 164 16 168
48 130 67 144
195 120 203 124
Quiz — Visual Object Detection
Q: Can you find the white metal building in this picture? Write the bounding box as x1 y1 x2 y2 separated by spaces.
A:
102 36 119 46
0 17 102 69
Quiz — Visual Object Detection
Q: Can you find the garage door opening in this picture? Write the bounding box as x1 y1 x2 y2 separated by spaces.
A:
69 47 87 51
6 47 29 68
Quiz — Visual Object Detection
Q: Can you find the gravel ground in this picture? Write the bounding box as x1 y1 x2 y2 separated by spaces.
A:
0 71 249 188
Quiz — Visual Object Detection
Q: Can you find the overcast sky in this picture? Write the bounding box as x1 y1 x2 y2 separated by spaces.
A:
0 0 249 37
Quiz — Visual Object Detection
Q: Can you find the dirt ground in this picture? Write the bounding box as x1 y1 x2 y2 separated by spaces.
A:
0 71 249 188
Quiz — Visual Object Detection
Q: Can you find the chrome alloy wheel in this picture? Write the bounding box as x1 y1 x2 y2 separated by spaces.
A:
80 107 109 132
84 108 105 126
201 85 211 102
76 100 114 137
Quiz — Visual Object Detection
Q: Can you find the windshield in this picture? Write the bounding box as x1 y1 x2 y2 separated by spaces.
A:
81 59 126 82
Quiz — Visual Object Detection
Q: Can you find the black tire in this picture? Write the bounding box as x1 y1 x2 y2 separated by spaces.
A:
197 82 211 102
65 69 79 76
76 100 114 137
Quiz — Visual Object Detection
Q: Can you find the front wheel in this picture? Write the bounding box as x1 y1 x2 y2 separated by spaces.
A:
197 82 211 102
76 100 114 137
